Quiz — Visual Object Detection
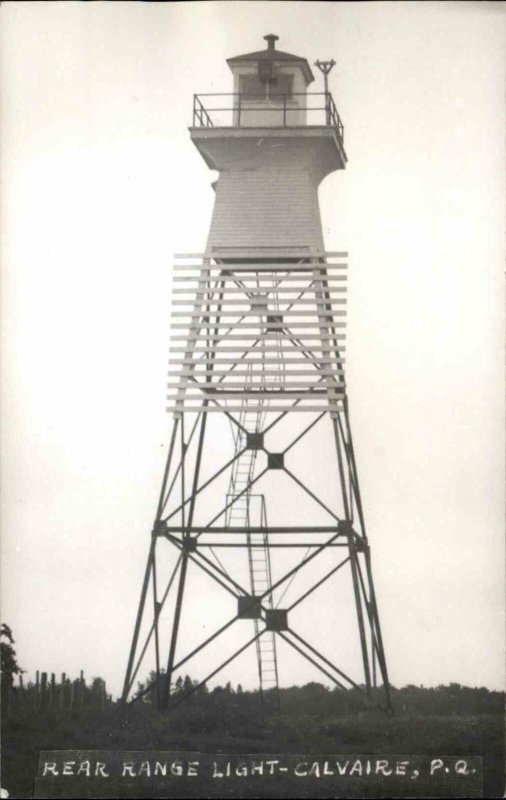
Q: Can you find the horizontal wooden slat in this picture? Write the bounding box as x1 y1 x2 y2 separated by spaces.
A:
171 298 347 307
167 383 345 391
174 251 348 259
167 390 344 399
168 370 343 379
166 406 343 413
173 265 348 273
172 275 348 284
167 369 344 383
168 377 344 385
169 334 346 344
169 345 346 354
168 383 345 391
172 286 346 298
169 356 345 365
169 333 346 341
171 310 346 319
170 321 346 330
171 265 347 271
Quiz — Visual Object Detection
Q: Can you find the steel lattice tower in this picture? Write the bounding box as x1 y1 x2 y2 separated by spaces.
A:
123 35 392 713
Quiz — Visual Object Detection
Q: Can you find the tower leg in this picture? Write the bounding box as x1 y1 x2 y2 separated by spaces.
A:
339 401 392 710
160 409 209 710
122 541 155 703
161 552 189 709
364 545 393 711
348 538 372 694
122 417 180 704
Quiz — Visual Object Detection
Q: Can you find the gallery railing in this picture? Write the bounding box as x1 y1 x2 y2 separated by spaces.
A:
192 92 344 146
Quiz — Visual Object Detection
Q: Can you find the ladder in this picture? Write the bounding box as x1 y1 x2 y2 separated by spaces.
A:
247 500 280 703
226 396 280 701
225 280 285 704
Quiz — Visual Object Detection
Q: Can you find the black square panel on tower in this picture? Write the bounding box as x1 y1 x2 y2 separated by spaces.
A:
267 314 283 332
246 432 264 450
183 536 198 553
238 595 262 619
265 609 288 631
268 452 284 470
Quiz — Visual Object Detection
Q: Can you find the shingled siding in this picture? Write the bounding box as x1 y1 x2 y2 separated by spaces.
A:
206 167 325 252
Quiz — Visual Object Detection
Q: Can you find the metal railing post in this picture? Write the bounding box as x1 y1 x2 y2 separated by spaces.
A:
190 92 342 138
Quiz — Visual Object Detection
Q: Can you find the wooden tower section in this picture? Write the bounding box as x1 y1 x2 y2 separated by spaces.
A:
123 35 392 712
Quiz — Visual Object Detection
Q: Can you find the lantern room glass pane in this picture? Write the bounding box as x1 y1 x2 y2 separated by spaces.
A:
240 74 293 103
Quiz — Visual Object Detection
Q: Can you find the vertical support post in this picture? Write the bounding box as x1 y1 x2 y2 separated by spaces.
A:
348 537 372 694
69 679 74 711
161 415 190 709
60 673 66 709
50 673 55 709
151 559 161 710
160 272 222 711
283 94 287 126
122 417 180 704
332 417 351 521
315 59 335 125
80 670 85 709
188 412 208 527
153 415 181 706
161 552 189 709
180 415 186 530
341 399 367 536
364 544 392 710
238 92 242 126
122 540 156 702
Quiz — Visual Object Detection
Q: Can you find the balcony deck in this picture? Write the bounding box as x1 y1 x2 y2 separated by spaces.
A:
192 92 345 148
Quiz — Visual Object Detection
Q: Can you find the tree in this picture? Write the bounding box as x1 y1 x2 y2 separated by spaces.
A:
1 624 24 698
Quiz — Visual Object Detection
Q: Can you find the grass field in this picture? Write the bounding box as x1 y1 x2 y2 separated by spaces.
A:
2 702 504 798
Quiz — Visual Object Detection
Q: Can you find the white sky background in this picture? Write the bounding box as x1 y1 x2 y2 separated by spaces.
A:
1 1 505 698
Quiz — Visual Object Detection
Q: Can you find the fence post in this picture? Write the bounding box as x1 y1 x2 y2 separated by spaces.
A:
80 670 85 710
60 673 66 709
69 679 74 711
41 672 47 711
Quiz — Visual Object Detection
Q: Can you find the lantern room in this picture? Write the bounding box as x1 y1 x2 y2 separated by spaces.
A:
227 34 314 127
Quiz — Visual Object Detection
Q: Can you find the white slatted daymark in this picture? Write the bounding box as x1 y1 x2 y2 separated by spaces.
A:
166 251 347 415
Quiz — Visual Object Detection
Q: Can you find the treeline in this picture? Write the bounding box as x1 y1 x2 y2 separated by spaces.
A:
135 671 504 726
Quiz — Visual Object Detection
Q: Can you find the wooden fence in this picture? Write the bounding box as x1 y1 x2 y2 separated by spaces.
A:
3 670 112 715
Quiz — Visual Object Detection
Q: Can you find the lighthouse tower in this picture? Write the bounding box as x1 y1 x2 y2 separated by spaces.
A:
123 35 391 712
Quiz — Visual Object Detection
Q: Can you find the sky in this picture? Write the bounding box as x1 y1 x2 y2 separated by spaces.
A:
1 1 505 699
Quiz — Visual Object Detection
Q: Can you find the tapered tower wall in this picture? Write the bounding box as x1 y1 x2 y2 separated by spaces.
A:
190 129 345 254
